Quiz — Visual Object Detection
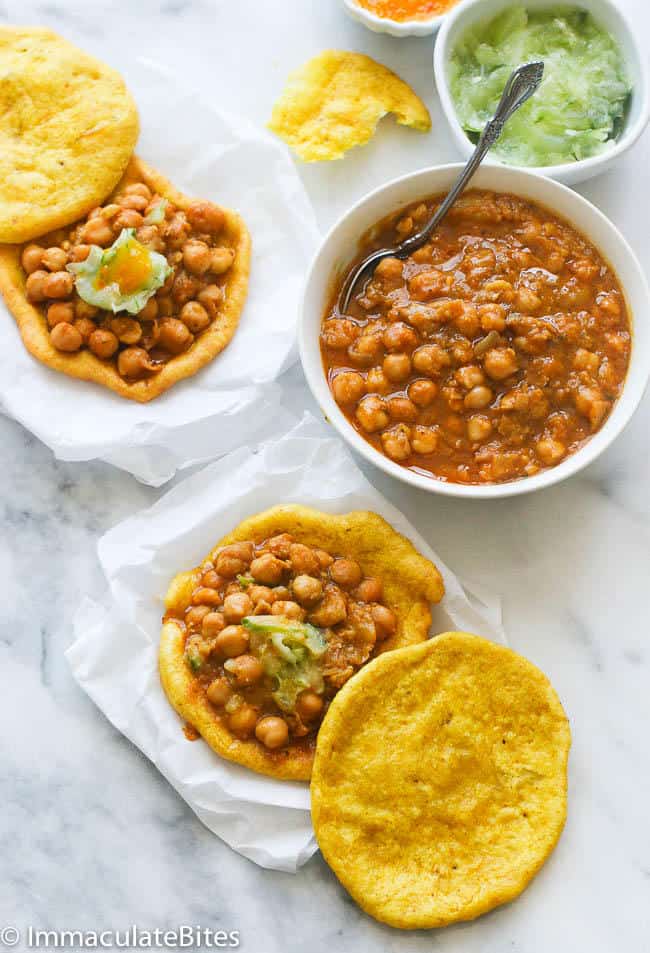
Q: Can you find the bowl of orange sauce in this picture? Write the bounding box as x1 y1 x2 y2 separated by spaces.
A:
342 0 458 36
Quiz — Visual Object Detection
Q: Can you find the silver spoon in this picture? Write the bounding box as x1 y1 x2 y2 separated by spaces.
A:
337 61 545 314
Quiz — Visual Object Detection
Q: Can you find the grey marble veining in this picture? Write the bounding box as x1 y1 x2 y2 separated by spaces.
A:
1 2 649 951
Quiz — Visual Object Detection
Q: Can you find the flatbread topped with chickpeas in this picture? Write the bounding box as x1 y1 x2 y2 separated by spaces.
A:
159 504 444 781
0 156 251 402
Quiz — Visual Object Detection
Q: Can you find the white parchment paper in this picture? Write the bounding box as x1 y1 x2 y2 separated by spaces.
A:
0 58 317 485
67 414 506 872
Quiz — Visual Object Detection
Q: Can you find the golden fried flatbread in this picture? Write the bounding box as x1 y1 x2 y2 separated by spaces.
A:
159 505 444 780
0 27 139 243
268 50 431 161
0 156 251 401
312 632 570 928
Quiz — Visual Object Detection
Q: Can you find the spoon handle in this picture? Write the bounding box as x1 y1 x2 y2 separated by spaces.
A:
399 61 544 255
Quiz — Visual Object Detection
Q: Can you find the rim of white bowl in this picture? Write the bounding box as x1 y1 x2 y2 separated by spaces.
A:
342 0 447 35
299 163 650 499
433 0 650 180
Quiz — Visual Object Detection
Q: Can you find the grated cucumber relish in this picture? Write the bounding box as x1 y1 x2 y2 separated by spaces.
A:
449 5 631 167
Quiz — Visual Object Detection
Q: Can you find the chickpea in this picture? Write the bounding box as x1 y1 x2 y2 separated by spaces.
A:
216 543 253 578
192 587 223 608
47 302 75 327
255 716 289 750
80 217 114 247
322 319 361 354
74 317 96 342
210 247 235 275
292 575 323 606
383 353 411 383
187 200 225 235
271 600 305 620
266 533 293 558
309 586 347 627
383 322 418 353
158 317 193 355
353 577 383 603
387 396 418 423
455 365 485 390
249 585 273 605
289 543 320 576
381 425 411 461
180 301 211 333
25 270 49 303
483 348 518 381
479 303 506 332
225 654 264 686
467 415 493 443
411 425 438 454
223 592 253 624
296 691 324 722
41 247 68 272
69 244 91 263
374 257 403 282
330 558 362 590
126 183 152 200
75 299 98 321
202 568 224 589
366 366 391 395
197 284 223 318
88 329 119 360
356 395 389 433
119 192 149 211
111 316 142 345
408 378 437 408
186 605 211 628
183 239 213 276
113 209 143 231
171 271 200 306
202 612 227 638
536 437 566 465
50 322 82 352
412 344 451 377
314 549 334 570
348 333 383 367
271 586 291 602
250 553 285 585
332 370 365 405
42 271 74 299
228 704 258 738
215 625 249 658
464 385 494 410
117 346 158 380
206 677 231 708
372 605 397 640
21 244 45 274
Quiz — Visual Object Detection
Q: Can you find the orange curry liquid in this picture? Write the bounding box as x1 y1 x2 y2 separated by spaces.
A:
356 0 456 22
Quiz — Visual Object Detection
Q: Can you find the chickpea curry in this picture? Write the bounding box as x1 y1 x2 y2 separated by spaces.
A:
167 534 399 755
321 190 631 485
0 156 252 402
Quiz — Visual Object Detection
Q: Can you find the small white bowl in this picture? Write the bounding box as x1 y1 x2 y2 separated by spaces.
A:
434 0 650 185
342 0 450 36
299 164 650 499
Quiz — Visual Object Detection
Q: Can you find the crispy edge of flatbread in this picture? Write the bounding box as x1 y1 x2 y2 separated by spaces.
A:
159 505 444 781
0 156 251 402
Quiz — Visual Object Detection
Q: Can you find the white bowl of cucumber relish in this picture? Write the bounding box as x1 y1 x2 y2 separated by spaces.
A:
434 0 650 185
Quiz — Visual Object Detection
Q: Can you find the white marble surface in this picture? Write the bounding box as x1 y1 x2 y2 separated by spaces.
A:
1 1 649 950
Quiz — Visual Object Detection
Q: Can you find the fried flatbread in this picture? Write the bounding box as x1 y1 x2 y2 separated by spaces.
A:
159 505 444 780
268 50 431 161
312 632 571 928
0 27 139 243
0 156 251 401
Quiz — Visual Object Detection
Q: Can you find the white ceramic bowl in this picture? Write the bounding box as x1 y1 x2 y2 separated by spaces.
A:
299 164 650 499
434 0 650 185
342 0 450 36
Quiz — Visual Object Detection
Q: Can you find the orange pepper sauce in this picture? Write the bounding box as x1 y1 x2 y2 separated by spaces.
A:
355 0 457 22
